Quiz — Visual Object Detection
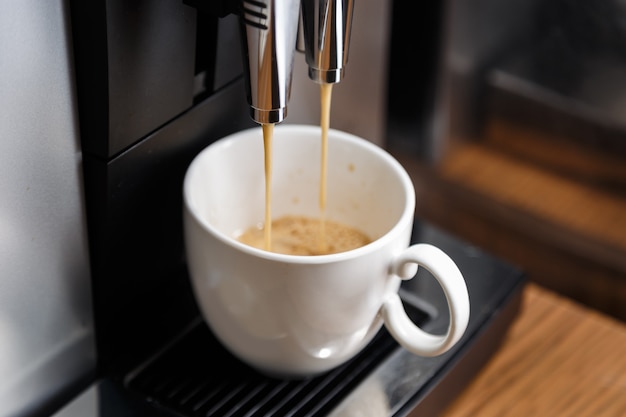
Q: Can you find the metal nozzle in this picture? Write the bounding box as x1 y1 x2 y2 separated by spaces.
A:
239 0 300 124
300 0 355 84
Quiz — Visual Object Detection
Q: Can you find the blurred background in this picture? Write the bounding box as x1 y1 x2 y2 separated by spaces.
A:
385 0 626 322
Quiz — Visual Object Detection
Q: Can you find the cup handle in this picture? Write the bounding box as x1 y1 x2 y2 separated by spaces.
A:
381 243 470 357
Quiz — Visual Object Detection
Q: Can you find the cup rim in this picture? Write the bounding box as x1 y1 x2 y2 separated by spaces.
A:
183 124 416 265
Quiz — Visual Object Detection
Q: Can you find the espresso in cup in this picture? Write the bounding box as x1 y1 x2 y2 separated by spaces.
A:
237 215 371 256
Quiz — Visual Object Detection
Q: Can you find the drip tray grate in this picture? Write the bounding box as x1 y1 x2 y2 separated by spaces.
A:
126 303 429 417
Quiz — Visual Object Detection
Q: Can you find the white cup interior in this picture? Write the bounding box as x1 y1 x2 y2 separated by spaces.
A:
184 125 413 254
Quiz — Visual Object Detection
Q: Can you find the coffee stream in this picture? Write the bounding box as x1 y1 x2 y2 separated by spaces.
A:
244 84 370 255
318 83 332 253
261 122 274 251
259 84 331 252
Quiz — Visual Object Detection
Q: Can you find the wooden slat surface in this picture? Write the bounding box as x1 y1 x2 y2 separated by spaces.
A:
442 284 626 417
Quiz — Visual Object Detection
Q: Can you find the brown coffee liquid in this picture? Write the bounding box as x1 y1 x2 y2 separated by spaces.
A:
262 122 274 251
252 83 350 254
318 83 332 253
238 215 370 255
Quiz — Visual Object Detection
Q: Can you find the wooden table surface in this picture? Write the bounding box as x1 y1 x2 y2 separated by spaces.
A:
441 283 626 417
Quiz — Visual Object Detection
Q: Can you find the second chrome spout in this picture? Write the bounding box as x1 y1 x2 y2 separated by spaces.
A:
300 0 355 84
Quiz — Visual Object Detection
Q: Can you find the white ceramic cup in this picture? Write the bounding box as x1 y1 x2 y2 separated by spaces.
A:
183 125 470 377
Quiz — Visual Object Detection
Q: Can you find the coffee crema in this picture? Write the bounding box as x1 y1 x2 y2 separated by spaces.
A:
238 215 371 256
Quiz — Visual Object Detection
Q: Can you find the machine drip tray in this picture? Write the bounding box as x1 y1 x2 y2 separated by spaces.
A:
53 222 526 417
125 304 430 417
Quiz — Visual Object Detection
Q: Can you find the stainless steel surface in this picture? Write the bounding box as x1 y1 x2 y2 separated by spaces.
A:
51 386 98 417
287 0 392 146
300 0 355 84
240 0 301 124
0 0 96 416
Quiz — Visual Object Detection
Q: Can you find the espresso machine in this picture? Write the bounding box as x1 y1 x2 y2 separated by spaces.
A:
0 1 525 416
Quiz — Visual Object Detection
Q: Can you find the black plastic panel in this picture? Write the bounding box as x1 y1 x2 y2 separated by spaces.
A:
70 0 223 157
83 79 255 377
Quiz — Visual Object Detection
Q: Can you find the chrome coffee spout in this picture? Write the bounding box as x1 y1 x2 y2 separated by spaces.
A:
240 0 300 124
299 0 355 84
238 0 354 124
